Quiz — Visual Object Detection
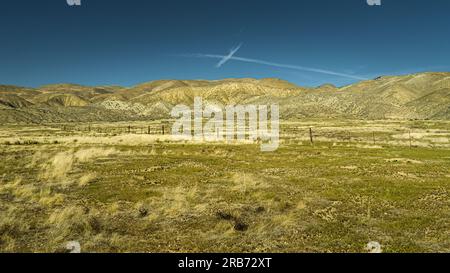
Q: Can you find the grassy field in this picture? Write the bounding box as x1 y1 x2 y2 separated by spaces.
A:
0 119 449 253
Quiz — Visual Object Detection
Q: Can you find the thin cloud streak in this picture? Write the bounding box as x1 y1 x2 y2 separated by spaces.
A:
216 43 242 68
188 53 369 81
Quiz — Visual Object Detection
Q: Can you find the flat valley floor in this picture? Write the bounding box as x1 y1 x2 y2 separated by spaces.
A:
0 119 449 252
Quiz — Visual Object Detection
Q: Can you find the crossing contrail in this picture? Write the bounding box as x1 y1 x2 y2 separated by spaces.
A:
185 52 368 81
216 43 242 68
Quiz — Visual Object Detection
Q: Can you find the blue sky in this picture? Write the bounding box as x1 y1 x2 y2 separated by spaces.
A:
1 0 449 87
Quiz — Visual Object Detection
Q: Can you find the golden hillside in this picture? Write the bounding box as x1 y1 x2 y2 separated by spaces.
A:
0 73 449 123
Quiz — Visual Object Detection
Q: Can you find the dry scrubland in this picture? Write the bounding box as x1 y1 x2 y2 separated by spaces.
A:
0 119 449 253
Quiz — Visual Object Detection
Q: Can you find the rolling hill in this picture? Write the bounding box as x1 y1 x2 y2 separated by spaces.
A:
0 72 449 123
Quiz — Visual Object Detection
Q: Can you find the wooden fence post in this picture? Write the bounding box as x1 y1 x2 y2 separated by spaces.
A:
409 130 412 148
309 128 314 145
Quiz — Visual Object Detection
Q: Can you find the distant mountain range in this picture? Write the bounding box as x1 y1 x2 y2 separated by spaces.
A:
1 72 449 123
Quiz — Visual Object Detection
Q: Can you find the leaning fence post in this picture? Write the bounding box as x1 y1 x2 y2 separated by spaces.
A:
309 128 314 145
409 130 412 148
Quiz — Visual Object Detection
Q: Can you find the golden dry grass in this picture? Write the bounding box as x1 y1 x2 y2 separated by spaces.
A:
0 119 449 253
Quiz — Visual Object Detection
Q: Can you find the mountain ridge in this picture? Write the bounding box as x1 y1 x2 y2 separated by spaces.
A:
1 73 449 123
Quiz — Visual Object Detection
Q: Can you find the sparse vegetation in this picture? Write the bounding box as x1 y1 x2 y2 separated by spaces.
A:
0 119 449 253
1 73 450 124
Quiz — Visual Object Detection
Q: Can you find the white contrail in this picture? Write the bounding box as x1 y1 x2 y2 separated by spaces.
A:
216 43 242 68
189 53 368 80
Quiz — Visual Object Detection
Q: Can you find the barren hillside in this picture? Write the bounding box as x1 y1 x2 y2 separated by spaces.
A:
1 73 449 123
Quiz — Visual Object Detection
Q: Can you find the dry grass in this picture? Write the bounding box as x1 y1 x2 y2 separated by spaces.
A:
0 119 449 253
37 148 118 184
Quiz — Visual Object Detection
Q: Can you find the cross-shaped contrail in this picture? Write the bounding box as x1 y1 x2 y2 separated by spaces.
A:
182 44 369 81
216 43 242 68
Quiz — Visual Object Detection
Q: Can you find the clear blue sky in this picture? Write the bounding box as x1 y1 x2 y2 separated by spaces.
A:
1 0 449 87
